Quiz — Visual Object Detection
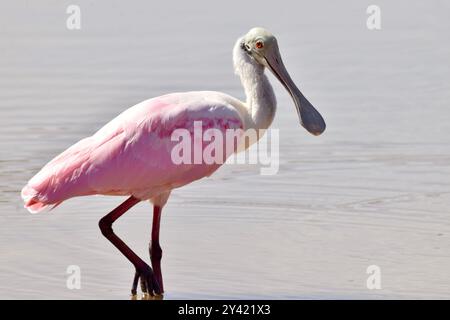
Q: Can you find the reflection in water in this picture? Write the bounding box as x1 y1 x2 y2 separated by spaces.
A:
1 0 450 299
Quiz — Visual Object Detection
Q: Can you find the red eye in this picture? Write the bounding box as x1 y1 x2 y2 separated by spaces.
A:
256 41 264 49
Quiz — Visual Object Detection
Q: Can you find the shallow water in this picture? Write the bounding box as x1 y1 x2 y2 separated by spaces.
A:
1 0 449 299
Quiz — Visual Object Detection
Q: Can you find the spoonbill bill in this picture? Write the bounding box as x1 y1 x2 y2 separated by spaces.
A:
21 28 325 297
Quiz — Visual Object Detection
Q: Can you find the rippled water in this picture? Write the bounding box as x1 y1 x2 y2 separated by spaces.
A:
1 0 449 299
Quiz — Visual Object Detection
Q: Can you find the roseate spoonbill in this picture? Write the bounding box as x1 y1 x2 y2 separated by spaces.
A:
21 27 325 297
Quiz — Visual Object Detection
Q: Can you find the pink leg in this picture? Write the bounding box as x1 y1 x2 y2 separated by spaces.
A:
99 196 161 296
150 205 164 293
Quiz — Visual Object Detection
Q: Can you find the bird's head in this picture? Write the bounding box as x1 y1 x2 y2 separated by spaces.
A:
239 27 326 136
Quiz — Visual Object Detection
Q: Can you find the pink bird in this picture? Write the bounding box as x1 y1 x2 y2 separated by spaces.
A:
21 28 325 297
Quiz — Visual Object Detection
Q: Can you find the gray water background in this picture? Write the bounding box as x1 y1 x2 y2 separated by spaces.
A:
0 0 449 299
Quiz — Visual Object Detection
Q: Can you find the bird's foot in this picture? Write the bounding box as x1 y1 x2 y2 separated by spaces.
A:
130 292 164 300
131 263 162 298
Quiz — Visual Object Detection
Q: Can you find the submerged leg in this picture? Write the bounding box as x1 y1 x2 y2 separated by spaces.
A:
149 205 164 293
98 196 161 296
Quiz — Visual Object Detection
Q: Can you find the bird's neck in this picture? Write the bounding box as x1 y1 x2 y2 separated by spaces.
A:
233 39 276 131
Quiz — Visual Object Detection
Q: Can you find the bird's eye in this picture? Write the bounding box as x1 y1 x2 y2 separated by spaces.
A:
255 41 264 49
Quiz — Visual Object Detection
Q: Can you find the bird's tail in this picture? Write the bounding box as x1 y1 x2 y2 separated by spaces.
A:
21 184 61 214
21 136 96 214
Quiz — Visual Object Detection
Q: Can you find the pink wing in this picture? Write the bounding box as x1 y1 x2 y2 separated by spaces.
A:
21 92 244 213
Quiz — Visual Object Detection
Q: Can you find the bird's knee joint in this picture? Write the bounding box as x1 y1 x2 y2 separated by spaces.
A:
150 242 163 260
99 217 114 237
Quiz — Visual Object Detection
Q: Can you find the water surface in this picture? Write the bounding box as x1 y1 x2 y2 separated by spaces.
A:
0 0 449 299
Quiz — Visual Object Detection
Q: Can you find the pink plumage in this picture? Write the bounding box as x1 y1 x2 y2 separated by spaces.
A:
21 91 244 213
